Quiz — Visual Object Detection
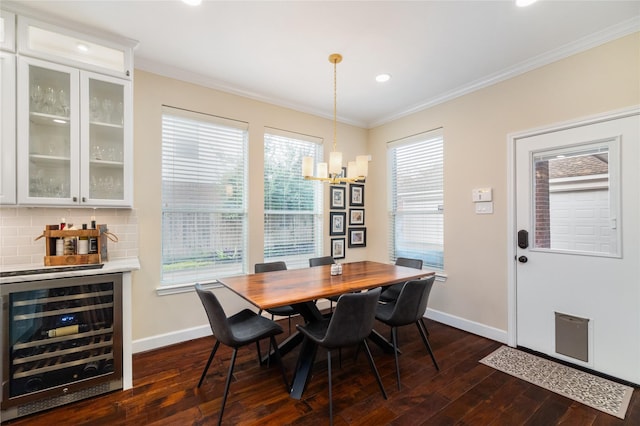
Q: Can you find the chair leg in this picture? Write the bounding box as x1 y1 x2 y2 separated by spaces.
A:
361 340 387 400
218 348 238 426
287 315 292 335
198 340 220 388
420 317 429 336
416 321 439 370
391 327 401 390
327 349 334 426
256 340 266 367
270 335 289 391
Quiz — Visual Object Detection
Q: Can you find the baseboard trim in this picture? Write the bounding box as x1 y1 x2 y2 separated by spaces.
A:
133 299 334 354
132 305 507 354
425 308 508 344
133 325 212 354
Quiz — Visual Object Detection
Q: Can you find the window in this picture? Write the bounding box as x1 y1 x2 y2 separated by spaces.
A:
388 129 444 270
264 129 323 269
161 107 248 285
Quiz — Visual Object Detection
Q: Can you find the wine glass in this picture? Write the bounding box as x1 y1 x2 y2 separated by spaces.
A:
102 99 113 124
116 102 124 125
90 96 100 121
57 89 69 117
43 87 57 115
30 84 44 112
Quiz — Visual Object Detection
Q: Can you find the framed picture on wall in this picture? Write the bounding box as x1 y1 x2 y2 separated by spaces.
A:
349 209 365 226
331 238 345 259
349 184 365 207
348 227 366 247
330 211 346 236
330 186 346 209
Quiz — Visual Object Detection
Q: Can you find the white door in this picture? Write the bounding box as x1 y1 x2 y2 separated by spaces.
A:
514 111 640 384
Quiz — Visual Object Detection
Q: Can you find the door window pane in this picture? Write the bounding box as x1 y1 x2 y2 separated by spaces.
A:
532 141 619 256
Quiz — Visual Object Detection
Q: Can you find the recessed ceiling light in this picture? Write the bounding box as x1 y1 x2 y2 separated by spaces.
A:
516 0 538 7
182 0 202 5
76 43 89 53
53 119 67 124
376 73 391 83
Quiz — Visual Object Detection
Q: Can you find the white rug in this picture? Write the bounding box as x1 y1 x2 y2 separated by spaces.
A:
479 346 634 419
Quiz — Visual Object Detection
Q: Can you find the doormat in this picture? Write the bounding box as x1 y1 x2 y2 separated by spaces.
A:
479 346 634 419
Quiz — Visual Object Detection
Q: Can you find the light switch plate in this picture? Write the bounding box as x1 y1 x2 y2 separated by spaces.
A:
475 201 493 214
472 188 493 202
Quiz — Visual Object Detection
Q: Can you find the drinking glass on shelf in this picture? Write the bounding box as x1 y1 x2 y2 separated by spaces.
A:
90 96 101 121
30 84 44 113
102 99 113 124
92 144 103 160
43 87 57 115
116 102 124 125
57 89 69 117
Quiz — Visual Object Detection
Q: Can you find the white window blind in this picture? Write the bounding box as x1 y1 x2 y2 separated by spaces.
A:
264 129 323 269
161 107 248 285
388 129 444 270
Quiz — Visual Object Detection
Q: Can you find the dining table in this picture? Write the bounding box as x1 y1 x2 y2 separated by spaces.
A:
218 260 434 399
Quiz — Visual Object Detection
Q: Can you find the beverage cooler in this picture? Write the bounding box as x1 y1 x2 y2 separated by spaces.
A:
1 273 122 421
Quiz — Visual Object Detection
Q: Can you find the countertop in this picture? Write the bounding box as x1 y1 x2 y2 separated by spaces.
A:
0 258 140 284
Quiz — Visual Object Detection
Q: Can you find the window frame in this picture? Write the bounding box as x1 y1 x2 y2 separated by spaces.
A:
388 128 444 271
263 128 324 269
160 106 249 287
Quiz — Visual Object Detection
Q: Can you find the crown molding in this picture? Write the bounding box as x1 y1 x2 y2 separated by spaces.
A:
370 17 640 128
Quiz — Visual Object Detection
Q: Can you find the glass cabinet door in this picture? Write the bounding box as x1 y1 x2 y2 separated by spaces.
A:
17 57 80 205
81 72 131 205
0 52 16 205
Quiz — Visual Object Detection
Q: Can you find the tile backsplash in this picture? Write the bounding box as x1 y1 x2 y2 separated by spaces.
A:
0 207 138 267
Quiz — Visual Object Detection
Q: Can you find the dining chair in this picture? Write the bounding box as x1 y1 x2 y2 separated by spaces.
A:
380 257 430 336
296 287 387 425
379 257 424 302
375 277 438 390
194 284 288 425
254 261 297 334
308 256 339 311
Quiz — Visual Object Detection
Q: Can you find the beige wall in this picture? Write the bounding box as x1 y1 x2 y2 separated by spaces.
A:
367 33 640 332
131 33 638 347
132 71 368 343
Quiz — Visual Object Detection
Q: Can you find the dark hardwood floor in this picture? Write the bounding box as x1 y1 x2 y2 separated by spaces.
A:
5 316 639 425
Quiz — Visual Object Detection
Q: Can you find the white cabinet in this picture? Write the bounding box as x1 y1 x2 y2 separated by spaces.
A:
17 15 133 79
0 52 16 204
0 10 16 52
17 57 132 207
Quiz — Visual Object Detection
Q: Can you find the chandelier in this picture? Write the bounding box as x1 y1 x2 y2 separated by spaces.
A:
302 53 368 184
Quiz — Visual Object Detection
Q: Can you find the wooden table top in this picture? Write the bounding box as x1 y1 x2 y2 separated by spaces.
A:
219 260 435 310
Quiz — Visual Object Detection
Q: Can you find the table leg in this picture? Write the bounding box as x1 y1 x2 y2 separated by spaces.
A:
261 301 322 364
289 336 317 399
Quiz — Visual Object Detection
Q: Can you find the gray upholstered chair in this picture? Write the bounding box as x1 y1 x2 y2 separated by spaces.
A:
308 256 335 267
379 257 424 302
194 284 288 425
254 261 297 334
296 287 386 425
375 277 438 390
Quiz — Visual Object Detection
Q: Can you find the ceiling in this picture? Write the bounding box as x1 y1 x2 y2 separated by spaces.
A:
8 1 640 128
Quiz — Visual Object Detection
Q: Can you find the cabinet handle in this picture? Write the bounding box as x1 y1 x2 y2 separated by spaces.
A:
82 197 87 203
73 196 78 202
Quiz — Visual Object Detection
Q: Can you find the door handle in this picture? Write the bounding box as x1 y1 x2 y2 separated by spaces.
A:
518 256 528 263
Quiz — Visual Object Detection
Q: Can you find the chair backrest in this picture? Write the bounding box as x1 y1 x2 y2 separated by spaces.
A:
395 257 423 270
320 287 381 349
387 277 436 326
255 261 287 273
195 283 236 346
309 256 335 267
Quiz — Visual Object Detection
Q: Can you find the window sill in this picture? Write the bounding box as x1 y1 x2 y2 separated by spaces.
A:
156 280 222 296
